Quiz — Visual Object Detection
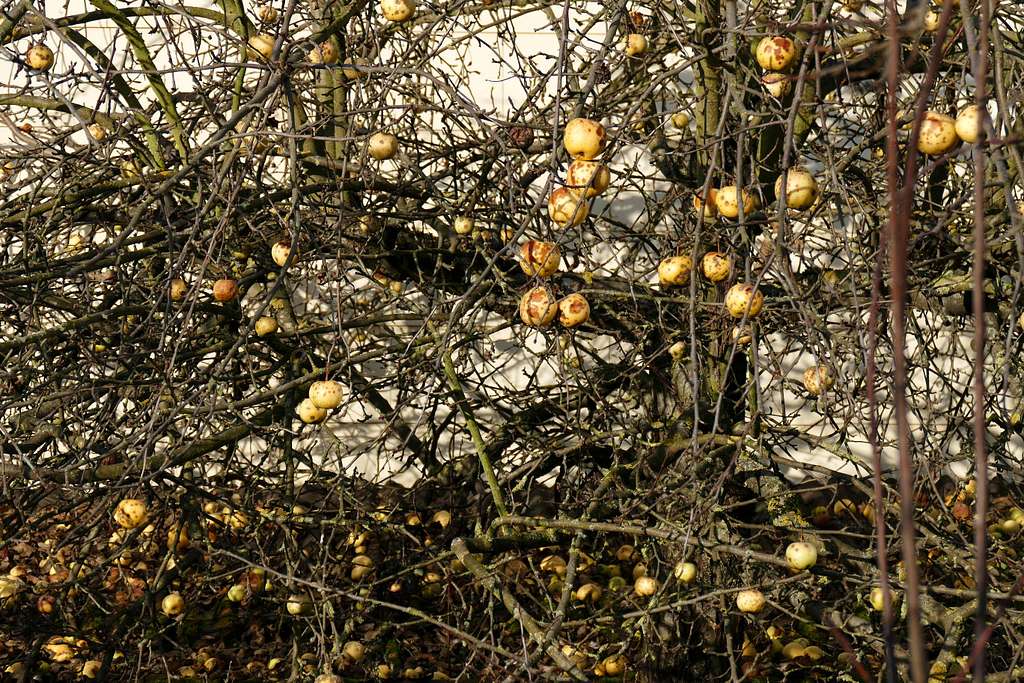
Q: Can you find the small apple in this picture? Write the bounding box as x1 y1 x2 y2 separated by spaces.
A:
380 0 416 22
368 132 399 160
602 655 627 676
257 5 279 22
519 240 561 277
341 57 369 80
87 123 107 141
271 240 294 267
548 187 589 227
917 111 959 155
701 251 731 282
453 215 474 235
213 278 238 302
673 561 697 583
671 111 690 129
870 586 889 611
343 641 365 662
161 592 185 616
575 582 602 602
785 541 818 570
923 10 940 32
634 576 658 596
351 554 374 580
114 499 148 530
761 72 791 98
802 365 835 395
255 316 278 336
725 283 764 318
658 255 694 287
296 398 327 424
81 661 102 679
309 380 344 409
774 168 818 210
26 44 55 71
309 41 339 65
781 640 806 660
557 293 590 327
286 594 312 615
693 189 719 221
755 36 798 71
955 104 983 144
624 33 648 56
563 117 606 160
540 555 567 575
247 34 276 61
519 286 558 327
565 159 610 197
715 185 758 219
167 524 190 552
736 588 766 613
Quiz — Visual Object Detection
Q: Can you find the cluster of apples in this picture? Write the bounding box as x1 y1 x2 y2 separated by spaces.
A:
734 541 818 615
755 35 799 99
658 249 765 327
518 241 590 329
517 118 613 330
916 106 986 155
547 117 609 229
296 379 345 424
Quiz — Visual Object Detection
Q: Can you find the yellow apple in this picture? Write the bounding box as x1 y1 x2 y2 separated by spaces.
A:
673 561 697 583
26 44 54 71
715 185 758 218
761 72 791 98
296 398 327 424
271 240 293 267
380 0 416 22
247 34 276 61
563 118 606 160
368 132 399 160
557 293 590 327
309 41 339 65
917 111 958 155
802 365 835 395
774 168 818 210
624 33 648 56
701 251 731 282
658 255 694 287
565 159 610 197
548 187 589 227
634 576 658 596
519 286 558 327
784 541 817 570
309 380 344 409
114 499 148 530
725 283 764 318
519 240 561 277
575 582 602 602
87 123 107 141
955 104 983 144
735 588 766 613
169 278 188 301
755 36 798 71
453 215 473 235
257 5 279 22
255 316 278 336
161 592 185 616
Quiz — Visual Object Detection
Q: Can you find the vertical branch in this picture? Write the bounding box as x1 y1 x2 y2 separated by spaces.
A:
960 0 992 677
